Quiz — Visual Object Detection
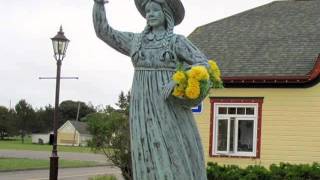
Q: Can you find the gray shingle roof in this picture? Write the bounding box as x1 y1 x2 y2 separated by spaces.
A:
69 120 90 135
188 0 320 77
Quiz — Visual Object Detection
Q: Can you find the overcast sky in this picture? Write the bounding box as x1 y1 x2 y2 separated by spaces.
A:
0 0 274 109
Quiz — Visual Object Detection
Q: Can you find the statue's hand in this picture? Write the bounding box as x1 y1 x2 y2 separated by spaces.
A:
94 0 109 4
162 81 176 100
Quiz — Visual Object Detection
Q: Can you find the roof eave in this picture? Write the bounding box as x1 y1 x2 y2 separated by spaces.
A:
222 55 320 88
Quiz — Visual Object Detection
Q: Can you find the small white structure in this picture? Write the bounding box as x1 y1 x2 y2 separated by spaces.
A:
57 120 92 146
32 133 50 144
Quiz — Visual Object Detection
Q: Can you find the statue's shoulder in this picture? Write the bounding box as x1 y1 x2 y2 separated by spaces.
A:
172 34 194 48
172 34 193 45
174 33 186 38
131 32 142 41
172 33 186 42
130 32 143 48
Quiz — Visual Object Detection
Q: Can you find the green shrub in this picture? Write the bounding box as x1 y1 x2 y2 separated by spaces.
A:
207 162 320 180
207 162 244 180
242 165 270 180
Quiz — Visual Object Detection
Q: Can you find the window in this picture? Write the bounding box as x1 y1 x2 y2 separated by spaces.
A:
210 98 263 158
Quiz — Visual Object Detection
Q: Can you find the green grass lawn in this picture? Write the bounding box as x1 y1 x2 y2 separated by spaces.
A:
0 137 92 153
0 158 99 171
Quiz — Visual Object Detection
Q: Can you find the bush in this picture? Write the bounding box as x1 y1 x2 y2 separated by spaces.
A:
207 162 244 180
87 92 132 180
269 162 320 180
207 162 320 180
243 165 270 180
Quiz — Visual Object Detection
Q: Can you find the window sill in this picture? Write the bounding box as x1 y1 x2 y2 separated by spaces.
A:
210 154 259 159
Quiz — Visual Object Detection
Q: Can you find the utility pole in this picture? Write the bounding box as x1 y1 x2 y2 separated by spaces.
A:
72 102 81 146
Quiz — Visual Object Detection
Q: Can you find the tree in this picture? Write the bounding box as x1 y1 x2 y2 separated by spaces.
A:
115 91 130 115
15 99 36 143
34 105 54 133
0 106 10 139
7 109 19 137
87 91 132 180
0 107 19 139
59 100 96 126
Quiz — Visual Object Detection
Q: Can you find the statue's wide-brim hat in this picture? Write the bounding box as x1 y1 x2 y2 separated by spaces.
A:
134 0 185 25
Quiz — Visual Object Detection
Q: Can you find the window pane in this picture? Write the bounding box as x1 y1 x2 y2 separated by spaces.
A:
237 120 254 152
217 119 228 151
229 118 235 152
218 107 227 114
228 107 236 114
58 41 66 54
237 108 245 115
52 41 58 54
246 107 255 115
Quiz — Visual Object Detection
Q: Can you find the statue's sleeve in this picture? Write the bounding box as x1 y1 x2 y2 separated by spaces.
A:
93 3 134 56
175 35 208 67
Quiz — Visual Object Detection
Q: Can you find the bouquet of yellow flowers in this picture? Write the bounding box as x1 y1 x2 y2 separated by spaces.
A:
171 60 223 100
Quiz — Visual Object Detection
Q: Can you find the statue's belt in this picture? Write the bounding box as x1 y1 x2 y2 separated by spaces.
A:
134 67 176 71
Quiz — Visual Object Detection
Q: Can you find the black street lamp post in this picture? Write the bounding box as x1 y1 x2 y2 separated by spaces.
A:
49 26 70 180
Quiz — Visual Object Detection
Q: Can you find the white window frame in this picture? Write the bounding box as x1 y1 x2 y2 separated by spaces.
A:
213 103 258 157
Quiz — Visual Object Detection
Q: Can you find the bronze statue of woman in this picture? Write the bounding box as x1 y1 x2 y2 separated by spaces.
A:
93 0 208 179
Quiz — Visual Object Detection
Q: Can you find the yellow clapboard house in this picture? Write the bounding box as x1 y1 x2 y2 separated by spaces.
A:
57 120 92 146
188 0 320 167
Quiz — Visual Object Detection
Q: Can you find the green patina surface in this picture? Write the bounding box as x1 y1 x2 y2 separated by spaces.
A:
93 0 208 179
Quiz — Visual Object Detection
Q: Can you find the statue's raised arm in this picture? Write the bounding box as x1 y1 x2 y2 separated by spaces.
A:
93 0 134 56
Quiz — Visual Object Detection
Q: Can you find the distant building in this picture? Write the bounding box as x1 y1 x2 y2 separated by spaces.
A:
189 0 320 167
57 120 92 146
32 133 50 144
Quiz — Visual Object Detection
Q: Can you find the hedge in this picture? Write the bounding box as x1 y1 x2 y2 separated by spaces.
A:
207 162 320 180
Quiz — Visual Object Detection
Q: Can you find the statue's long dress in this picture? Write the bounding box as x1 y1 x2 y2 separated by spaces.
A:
129 34 208 180
93 5 207 179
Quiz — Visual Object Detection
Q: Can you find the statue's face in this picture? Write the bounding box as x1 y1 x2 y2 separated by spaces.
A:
145 2 165 28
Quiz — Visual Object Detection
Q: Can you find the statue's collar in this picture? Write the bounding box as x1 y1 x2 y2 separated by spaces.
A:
146 31 166 41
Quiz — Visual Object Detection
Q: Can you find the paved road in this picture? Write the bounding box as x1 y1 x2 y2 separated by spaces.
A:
0 150 110 165
0 166 123 180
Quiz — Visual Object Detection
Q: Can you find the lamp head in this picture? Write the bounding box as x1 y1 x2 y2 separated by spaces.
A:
51 26 70 61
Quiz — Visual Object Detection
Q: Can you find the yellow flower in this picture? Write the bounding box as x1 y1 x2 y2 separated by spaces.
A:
185 78 200 99
185 86 200 99
214 74 221 81
188 78 200 87
208 60 218 69
172 71 186 84
208 60 221 77
172 85 185 97
187 66 209 81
